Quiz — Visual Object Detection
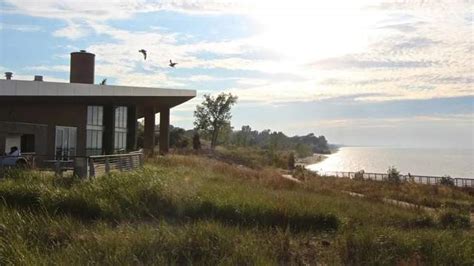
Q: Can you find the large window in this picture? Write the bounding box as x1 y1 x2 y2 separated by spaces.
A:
114 106 128 153
86 106 104 156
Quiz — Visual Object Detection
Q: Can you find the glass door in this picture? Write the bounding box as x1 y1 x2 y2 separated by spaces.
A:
55 126 77 160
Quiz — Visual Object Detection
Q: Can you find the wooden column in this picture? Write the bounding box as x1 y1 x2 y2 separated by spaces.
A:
159 108 170 155
143 106 156 157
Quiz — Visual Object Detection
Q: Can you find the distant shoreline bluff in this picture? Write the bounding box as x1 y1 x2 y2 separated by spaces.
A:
296 147 339 167
296 153 330 166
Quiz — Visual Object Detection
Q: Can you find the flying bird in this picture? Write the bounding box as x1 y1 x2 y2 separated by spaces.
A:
169 59 178 67
100 78 107 85
138 49 147 60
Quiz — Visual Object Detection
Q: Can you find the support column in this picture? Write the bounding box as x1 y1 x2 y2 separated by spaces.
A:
143 106 156 157
126 105 137 151
159 108 170 155
0 134 5 154
103 105 115 155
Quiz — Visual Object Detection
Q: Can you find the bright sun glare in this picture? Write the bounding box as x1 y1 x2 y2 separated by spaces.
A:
249 0 379 62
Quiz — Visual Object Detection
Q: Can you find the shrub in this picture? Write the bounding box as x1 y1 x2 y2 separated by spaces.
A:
438 209 470 229
439 175 454 186
288 152 295 170
403 215 435 228
387 166 401 183
193 132 201 150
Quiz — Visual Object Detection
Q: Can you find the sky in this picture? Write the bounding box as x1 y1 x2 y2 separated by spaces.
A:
0 0 473 148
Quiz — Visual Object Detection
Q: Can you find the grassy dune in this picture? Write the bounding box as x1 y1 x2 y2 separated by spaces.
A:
296 168 474 213
0 155 473 264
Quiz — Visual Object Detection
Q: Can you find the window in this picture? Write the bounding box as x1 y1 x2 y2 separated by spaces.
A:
86 106 104 156
114 106 128 153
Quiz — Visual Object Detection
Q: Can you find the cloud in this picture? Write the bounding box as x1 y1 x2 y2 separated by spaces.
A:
24 65 69 72
52 21 90 39
392 37 440 50
310 56 436 70
0 22 41 32
2 0 145 21
288 113 474 131
376 21 425 33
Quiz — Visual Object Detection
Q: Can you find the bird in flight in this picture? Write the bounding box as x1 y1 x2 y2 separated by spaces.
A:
138 49 147 60
100 78 107 85
169 59 178 68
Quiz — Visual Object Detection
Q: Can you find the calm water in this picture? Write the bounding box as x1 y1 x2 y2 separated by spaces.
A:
307 147 474 178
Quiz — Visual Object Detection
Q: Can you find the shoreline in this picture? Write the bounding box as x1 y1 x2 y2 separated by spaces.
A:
296 153 329 167
296 147 339 167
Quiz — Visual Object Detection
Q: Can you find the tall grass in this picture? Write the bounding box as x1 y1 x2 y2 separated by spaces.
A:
0 154 473 264
302 172 473 212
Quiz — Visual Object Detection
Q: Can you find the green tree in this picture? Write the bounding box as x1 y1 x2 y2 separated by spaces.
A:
194 93 238 149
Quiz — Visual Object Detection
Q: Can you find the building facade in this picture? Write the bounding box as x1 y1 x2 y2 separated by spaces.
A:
0 51 195 160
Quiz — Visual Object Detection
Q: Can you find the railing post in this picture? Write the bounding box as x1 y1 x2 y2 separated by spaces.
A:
105 157 110 174
118 156 123 172
128 155 133 170
55 160 61 177
139 152 144 166
89 157 95 178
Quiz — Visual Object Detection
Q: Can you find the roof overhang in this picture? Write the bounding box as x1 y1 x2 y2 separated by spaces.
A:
0 80 196 117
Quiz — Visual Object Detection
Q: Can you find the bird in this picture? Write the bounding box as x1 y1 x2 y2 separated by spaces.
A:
138 49 147 60
169 59 178 68
100 78 107 85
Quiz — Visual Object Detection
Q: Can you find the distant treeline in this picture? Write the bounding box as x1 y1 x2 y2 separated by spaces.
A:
138 124 331 158
226 126 330 156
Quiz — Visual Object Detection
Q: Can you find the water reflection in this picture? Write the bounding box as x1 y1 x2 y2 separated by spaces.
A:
307 147 474 178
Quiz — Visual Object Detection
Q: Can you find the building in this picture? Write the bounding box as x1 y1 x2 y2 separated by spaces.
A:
0 51 196 161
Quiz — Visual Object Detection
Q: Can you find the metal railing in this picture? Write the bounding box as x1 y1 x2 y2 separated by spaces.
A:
88 152 144 177
317 171 474 188
0 151 144 178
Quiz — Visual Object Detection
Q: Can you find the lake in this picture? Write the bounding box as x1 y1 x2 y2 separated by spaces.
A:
307 147 474 178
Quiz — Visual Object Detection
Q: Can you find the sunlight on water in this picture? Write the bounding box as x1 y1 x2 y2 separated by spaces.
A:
307 147 474 178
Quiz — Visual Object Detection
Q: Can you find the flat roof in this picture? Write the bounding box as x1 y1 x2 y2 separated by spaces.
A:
0 79 196 98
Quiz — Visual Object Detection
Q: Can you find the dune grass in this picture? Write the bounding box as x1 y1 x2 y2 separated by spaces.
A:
0 155 473 264
297 168 474 212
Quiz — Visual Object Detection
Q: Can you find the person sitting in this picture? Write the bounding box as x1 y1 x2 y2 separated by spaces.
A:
7 146 20 157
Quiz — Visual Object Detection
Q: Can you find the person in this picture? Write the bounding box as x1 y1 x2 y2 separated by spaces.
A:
1 146 21 167
7 146 20 157
407 172 414 182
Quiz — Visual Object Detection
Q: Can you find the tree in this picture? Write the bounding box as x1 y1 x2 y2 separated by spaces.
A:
194 93 238 149
169 126 189 148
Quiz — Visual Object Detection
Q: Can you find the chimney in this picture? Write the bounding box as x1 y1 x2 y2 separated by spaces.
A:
70 50 95 84
34 75 43 81
5 72 12 80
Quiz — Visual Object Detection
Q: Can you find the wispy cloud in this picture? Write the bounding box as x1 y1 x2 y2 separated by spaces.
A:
0 22 41 32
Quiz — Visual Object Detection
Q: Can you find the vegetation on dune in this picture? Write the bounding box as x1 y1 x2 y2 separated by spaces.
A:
0 155 473 264
299 168 474 213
